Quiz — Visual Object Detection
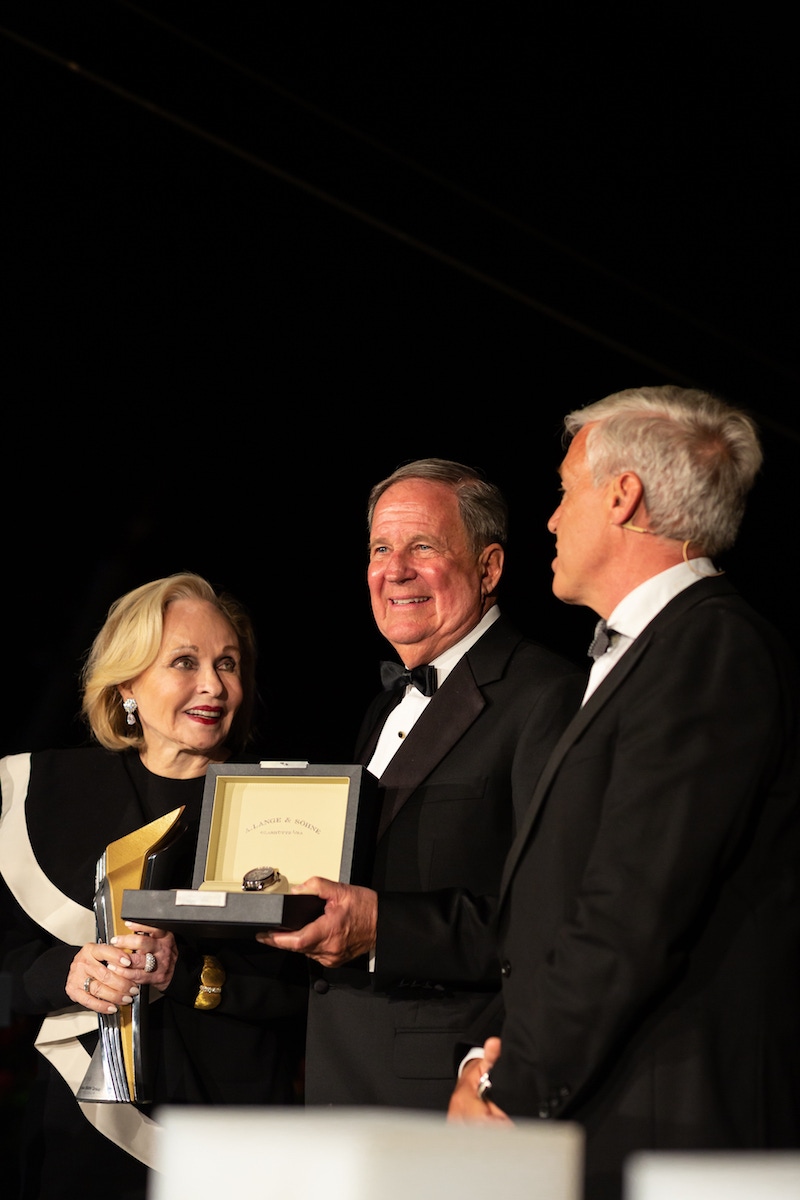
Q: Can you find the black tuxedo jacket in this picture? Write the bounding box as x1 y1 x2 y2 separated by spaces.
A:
479 578 800 1200
304 614 586 1109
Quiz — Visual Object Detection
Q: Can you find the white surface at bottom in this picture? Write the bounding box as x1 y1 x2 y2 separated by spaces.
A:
625 1151 800 1200
147 1107 584 1200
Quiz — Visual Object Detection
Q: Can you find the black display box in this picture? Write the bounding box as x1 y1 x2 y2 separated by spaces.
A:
121 762 378 936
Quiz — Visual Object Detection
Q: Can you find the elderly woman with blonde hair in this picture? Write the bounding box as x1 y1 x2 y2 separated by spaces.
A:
1 573 307 1200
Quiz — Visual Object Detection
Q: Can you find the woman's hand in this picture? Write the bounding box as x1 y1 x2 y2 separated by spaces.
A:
65 940 141 1014
109 922 179 991
64 923 179 1013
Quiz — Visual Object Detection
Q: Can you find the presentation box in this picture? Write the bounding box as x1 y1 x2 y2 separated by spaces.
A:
122 762 378 936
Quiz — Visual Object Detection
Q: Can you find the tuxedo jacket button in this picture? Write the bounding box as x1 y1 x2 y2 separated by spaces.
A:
500 960 512 978
313 978 329 994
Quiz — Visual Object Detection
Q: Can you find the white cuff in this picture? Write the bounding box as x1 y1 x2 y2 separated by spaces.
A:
457 1046 484 1077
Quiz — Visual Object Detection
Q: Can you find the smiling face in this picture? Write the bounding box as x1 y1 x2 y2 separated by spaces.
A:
118 597 243 777
367 478 503 667
547 425 616 612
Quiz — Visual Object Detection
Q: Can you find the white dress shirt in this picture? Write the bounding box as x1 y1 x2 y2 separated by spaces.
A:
366 607 501 973
367 606 501 779
582 558 720 705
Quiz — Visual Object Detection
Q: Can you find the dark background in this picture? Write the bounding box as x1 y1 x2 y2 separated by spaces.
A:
2 3 798 763
1 1 798 1172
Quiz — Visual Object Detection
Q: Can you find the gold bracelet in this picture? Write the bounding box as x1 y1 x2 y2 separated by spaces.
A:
194 955 225 1010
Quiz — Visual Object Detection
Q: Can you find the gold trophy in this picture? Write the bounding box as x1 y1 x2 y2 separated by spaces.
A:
77 806 186 1103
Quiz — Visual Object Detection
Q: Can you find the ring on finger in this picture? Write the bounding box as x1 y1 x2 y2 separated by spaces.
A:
83 976 92 993
144 952 156 973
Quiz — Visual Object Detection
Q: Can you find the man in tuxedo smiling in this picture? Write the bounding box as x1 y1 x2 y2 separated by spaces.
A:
448 387 800 1200
259 458 585 1108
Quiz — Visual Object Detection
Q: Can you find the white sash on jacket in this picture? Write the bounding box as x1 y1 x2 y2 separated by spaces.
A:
0 752 161 1168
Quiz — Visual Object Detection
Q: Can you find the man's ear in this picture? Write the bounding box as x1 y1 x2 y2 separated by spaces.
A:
609 471 645 527
479 543 504 596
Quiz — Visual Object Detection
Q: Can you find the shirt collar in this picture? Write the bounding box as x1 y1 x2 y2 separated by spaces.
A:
606 558 719 640
430 606 501 686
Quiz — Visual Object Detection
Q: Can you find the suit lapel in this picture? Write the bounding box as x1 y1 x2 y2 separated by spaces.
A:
499 576 737 901
376 656 485 839
355 691 401 764
372 616 522 841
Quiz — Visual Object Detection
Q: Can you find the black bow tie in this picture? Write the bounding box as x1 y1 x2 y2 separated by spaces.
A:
380 661 438 697
587 619 619 660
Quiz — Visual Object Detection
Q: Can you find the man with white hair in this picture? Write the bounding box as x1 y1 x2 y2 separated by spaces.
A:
449 386 800 1200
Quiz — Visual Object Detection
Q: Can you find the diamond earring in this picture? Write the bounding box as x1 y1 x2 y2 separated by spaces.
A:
123 698 138 726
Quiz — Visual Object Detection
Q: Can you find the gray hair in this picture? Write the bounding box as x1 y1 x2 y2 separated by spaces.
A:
367 458 508 554
564 385 763 556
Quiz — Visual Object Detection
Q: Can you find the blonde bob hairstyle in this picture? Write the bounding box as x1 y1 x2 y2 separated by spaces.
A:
81 572 256 753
